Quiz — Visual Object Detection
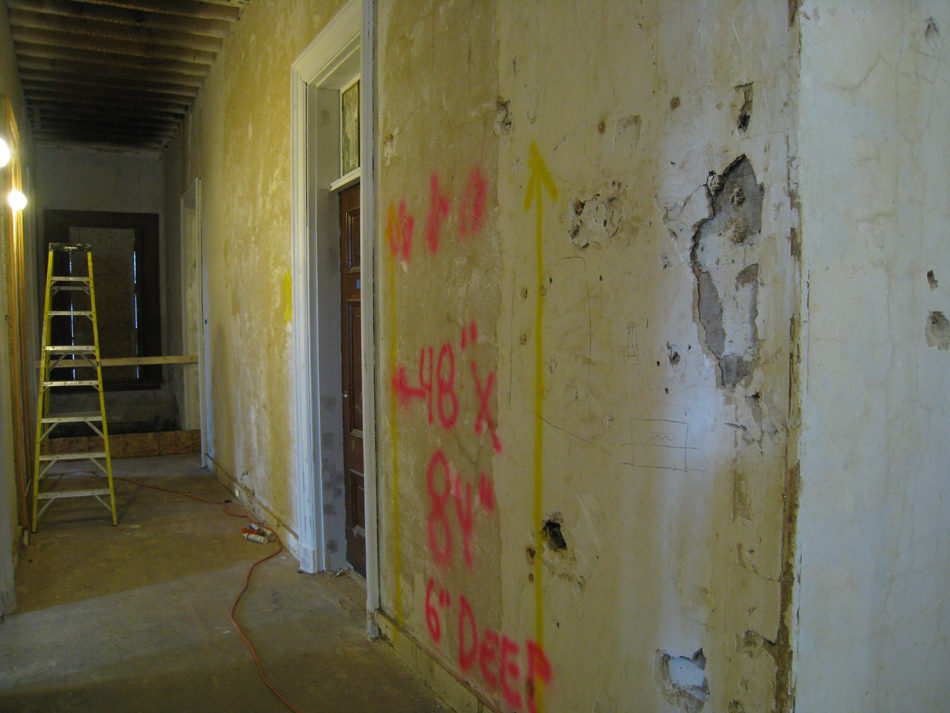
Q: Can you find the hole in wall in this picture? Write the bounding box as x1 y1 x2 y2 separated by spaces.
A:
736 83 753 133
667 342 681 366
925 17 940 49
655 648 709 713
926 311 950 350
541 520 567 551
927 270 938 290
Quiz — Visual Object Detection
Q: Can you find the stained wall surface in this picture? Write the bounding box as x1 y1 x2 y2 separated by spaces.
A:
0 0 31 614
796 2 950 710
178 0 346 538
375 2 800 711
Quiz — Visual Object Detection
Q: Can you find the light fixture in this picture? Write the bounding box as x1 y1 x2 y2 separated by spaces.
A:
0 139 9 169
8 189 26 211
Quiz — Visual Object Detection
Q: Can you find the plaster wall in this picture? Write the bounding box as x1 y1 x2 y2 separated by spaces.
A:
796 2 950 709
0 0 31 615
376 2 799 711
184 0 346 535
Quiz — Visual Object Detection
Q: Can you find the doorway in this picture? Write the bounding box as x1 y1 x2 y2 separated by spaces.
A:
290 0 378 595
339 182 364 573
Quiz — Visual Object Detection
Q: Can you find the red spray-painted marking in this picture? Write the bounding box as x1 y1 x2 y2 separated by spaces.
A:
436 343 458 429
458 595 477 672
391 346 434 423
426 450 453 567
425 577 453 644
426 172 451 254
477 472 495 512
454 472 474 568
500 636 523 710
430 580 554 713
526 640 553 713
471 362 502 453
387 200 415 262
459 166 488 238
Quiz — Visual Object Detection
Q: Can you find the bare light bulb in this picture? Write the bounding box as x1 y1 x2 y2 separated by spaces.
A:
8 189 26 211
0 139 9 169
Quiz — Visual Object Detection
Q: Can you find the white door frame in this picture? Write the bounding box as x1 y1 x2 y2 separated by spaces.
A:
291 0 379 626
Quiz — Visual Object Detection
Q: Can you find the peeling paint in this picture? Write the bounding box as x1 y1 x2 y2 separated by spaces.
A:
690 156 765 388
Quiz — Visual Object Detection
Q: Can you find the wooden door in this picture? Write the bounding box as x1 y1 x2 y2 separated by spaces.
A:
340 183 365 574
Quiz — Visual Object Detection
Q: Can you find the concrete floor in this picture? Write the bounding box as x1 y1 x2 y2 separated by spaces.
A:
0 454 448 713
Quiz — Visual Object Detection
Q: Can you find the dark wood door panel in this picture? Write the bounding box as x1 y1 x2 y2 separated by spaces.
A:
340 183 365 575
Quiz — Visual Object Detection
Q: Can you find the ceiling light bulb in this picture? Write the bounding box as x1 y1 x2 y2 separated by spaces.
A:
8 189 27 211
0 139 9 168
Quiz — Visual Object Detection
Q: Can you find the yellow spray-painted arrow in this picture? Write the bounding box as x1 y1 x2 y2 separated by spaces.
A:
524 141 557 713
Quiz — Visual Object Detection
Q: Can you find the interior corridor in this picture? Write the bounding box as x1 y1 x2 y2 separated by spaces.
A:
0 454 446 713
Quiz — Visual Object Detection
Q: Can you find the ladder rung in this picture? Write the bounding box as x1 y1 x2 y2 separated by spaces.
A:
47 311 93 317
51 286 90 292
41 412 103 423
39 451 108 462
45 345 96 353
43 380 100 388
50 276 90 283
37 488 111 501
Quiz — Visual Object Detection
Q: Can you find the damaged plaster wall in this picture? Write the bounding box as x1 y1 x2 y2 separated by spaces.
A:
377 1 800 711
0 10 32 614
176 0 347 539
795 2 950 709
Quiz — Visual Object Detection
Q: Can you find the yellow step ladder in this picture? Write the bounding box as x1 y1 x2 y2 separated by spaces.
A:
32 243 117 531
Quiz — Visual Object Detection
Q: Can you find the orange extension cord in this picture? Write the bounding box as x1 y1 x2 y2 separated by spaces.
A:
116 476 303 713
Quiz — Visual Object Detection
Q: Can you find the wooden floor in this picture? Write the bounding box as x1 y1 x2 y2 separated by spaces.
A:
0 454 446 713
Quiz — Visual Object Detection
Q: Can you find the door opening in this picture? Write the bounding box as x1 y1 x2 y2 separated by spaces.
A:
339 182 365 574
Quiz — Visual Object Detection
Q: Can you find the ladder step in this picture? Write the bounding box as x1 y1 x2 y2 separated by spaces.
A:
37 488 111 501
45 345 96 353
49 242 91 253
39 451 108 462
41 411 103 424
43 380 99 388
47 311 93 317
50 276 90 283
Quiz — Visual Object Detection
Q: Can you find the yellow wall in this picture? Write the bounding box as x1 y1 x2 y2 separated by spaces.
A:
179 0 346 533
0 0 32 611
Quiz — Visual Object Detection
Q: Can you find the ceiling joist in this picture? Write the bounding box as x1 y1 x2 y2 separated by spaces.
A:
8 0 247 149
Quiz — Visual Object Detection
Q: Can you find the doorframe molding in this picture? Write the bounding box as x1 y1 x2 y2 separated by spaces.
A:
359 0 381 632
290 0 368 576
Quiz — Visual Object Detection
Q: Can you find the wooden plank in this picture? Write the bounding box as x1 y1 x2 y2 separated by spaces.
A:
8 7 224 53
77 0 241 23
32 132 166 151
17 57 204 88
24 84 193 112
100 355 197 367
19 68 199 98
14 41 212 78
8 0 234 38
29 100 185 124
36 355 197 367
32 122 176 141
11 27 217 65
33 107 180 131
